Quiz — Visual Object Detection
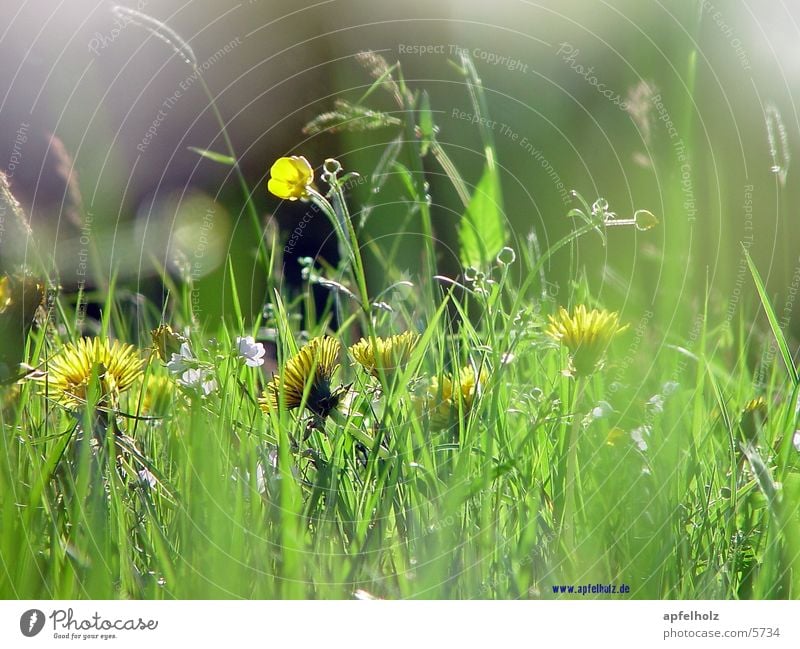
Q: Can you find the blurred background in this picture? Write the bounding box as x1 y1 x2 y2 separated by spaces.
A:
0 0 797 354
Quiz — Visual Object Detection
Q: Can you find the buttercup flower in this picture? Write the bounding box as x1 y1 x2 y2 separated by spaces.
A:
236 336 266 367
546 305 628 376
260 336 343 418
349 332 419 379
267 155 314 200
418 365 488 430
33 337 144 408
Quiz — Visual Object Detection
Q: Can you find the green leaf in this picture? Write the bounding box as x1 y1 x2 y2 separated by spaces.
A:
744 246 799 385
418 91 434 157
188 147 236 166
458 166 506 268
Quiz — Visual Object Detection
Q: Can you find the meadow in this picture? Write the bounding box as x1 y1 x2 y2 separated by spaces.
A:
1 5 800 601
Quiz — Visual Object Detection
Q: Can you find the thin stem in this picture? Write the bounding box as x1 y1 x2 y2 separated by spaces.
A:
430 140 470 208
562 375 586 560
308 185 374 343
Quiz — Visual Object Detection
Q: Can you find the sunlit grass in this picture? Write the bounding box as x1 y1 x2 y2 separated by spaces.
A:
1 30 800 601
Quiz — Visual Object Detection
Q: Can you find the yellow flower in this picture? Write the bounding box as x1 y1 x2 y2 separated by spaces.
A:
33 337 145 408
260 336 343 418
133 373 175 415
740 396 768 441
150 324 186 362
742 396 767 416
418 365 488 429
454 365 487 408
349 332 419 379
605 426 626 446
267 156 314 200
546 305 627 376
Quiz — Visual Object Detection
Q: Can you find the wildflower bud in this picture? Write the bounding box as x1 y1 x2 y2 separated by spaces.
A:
496 247 516 266
634 209 659 231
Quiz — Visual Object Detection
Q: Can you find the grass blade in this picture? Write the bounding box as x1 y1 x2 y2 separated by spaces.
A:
743 246 798 385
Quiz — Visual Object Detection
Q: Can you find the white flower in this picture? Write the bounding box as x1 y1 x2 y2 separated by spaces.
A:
138 468 157 489
236 336 266 367
178 367 217 395
793 430 800 453
646 393 665 414
631 425 651 452
167 342 195 375
166 342 217 395
591 401 614 419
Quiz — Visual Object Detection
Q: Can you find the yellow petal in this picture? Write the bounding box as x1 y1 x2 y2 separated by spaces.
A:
268 178 298 200
270 156 312 184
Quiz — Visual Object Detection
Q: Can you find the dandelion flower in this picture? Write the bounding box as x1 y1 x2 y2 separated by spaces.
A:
33 337 144 408
418 365 488 429
349 332 418 378
236 335 266 367
134 373 175 415
267 155 314 200
546 305 627 376
260 336 343 418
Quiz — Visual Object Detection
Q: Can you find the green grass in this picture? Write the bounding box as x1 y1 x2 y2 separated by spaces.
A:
2 42 800 600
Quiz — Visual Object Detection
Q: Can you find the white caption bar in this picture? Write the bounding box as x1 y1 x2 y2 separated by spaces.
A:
0 600 797 648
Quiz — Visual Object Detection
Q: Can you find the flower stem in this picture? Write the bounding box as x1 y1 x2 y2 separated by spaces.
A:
562 375 586 557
